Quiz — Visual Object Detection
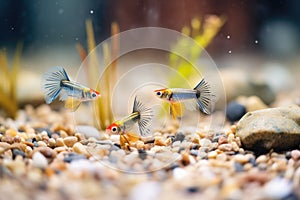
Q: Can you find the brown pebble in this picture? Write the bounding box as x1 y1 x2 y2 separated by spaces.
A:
54 146 68 153
231 142 240 152
154 137 166 146
230 125 237 134
165 137 172 146
5 129 17 137
37 141 47 147
1 136 14 144
0 142 10 149
13 136 22 143
60 130 68 138
256 155 268 164
234 154 249 164
56 138 65 147
218 136 228 145
180 152 190 166
136 141 145 149
208 151 218 159
239 171 270 185
73 142 88 155
32 147 57 160
48 138 56 148
63 136 78 147
244 163 253 171
218 144 232 151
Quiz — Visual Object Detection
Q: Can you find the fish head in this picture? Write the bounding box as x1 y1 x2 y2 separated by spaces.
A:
89 89 101 99
106 123 121 135
154 88 172 101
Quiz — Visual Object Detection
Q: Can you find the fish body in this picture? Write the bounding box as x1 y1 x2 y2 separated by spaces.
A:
41 66 100 111
154 78 213 116
106 97 152 137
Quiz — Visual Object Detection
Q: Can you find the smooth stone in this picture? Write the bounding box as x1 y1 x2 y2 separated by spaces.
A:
12 149 26 159
226 102 246 123
237 96 268 112
32 151 48 169
263 178 292 199
129 181 161 200
73 142 88 155
75 125 101 139
63 153 87 163
173 132 185 143
236 105 300 152
291 150 300 160
63 136 78 147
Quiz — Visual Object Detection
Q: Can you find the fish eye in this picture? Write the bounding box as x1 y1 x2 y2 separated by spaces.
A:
92 92 97 98
111 126 118 133
156 91 161 96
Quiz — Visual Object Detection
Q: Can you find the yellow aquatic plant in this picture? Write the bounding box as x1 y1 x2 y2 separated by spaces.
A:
0 43 22 118
169 15 226 88
76 20 119 130
164 15 225 119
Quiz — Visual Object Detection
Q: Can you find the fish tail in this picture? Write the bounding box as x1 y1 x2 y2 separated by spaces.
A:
41 66 70 104
194 78 214 114
132 96 153 136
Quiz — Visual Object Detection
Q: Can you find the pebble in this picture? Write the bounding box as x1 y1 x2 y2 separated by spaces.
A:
256 155 268 164
154 137 167 146
173 167 188 179
63 136 78 147
207 151 218 159
291 149 300 160
218 144 232 152
75 125 101 139
32 151 48 169
73 142 88 155
56 138 65 147
236 105 300 152
237 96 268 112
5 128 17 137
263 178 293 199
173 132 185 143
48 138 56 148
37 141 47 147
129 181 161 200
226 102 246 123
138 149 147 160
199 138 212 147
234 162 244 172
12 149 26 159
234 154 249 164
218 136 228 145
63 153 87 163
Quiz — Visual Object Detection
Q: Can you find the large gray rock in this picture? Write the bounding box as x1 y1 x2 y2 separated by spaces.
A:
236 105 300 152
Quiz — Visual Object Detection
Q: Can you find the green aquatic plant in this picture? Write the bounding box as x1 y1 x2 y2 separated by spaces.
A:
0 43 22 118
76 20 119 130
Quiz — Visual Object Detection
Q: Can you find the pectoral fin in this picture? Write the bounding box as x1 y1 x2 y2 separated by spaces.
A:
170 102 184 120
64 98 82 111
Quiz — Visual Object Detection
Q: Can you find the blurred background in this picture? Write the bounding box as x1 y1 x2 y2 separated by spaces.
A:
0 0 300 112
1 0 300 57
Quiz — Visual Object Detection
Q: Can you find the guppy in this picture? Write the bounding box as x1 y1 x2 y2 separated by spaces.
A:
41 66 100 111
154 78 214 118
106 96 153 137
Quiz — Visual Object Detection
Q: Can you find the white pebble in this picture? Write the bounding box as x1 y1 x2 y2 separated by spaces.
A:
173 167 188 179
200 138 212 147
263 177 292 199
32 152 48 169
129 181 161 200
76 125 101 139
